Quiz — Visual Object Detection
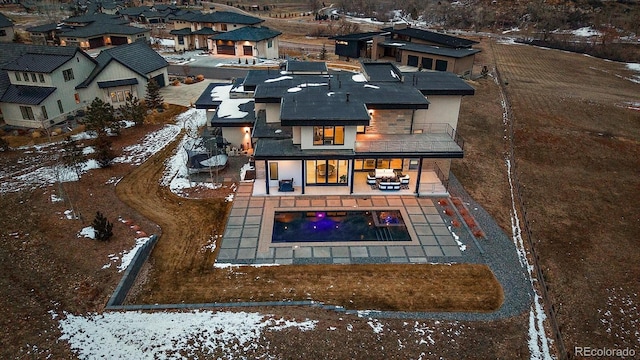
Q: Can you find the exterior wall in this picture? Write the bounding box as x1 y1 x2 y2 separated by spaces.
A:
222 126 252 149
401 51 455 72
80 61 148 106
255 159 266 181
173 34 195 51
265 103 280 123
299 125 357 150
413 95 462 131
147 68 169 89
452 55 475 78
0 26 14 42
173 20 192 30
366 109 413 134
255 37 279 59
266 160 302 188
292 126 300 144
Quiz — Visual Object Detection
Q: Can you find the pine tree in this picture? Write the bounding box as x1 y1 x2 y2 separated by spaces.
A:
91 211 113 241
85 97 118 136
119 94 146 126
145 78 164 111
319 44 328 60
0 137 10 152
94 135 115 168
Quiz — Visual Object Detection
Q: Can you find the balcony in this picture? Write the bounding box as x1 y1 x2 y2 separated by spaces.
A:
354 123 464 156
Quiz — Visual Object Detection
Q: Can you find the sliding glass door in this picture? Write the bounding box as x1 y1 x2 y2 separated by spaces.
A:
306 160 348 185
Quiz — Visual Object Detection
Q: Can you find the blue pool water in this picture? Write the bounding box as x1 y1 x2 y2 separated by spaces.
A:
272 210 411 243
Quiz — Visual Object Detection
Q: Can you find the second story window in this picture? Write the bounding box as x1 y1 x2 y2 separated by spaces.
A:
314 126 344 146
15 72 21 81
23 72 29 82
31 73 37 82
63 68 74 82
178 35 184 45
39 74 45 83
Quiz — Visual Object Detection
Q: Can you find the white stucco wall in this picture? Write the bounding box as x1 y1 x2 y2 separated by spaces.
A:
265 103 280 123
255 37 279 59
414 95 462 131
267 160 302 188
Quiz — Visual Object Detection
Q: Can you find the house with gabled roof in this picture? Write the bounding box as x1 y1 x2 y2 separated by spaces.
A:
0 42 168 128
208 26 281 58
334 24 480 78
26 13 150 50
0 44 97 128
0 12 15 43
76 41 168 107
195 60 475 196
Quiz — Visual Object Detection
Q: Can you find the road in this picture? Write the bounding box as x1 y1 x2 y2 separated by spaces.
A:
168 65 249 80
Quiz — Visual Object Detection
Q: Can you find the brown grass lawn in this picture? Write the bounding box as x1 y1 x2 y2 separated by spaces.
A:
130 263 503 312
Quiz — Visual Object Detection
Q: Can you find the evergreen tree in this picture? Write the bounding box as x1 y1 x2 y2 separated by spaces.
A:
145 78 164 111
319 44 328 60
0 137 10 152
119 94 146 126
91 211 113 241
94 135 115 168
85 97 118 136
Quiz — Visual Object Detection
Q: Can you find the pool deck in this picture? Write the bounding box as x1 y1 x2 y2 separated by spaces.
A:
218 183 467 265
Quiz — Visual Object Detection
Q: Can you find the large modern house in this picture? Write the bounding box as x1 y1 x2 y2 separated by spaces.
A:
0 42 168 128
196 60 474 196
332 24 480 78
169 10 280 57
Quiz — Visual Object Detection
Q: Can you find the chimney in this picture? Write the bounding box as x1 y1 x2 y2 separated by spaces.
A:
346 93 350 102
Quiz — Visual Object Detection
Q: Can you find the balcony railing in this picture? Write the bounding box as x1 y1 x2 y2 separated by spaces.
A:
355 123 465 154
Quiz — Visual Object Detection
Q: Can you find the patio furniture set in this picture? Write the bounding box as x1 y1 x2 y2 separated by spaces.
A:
367 169 410 191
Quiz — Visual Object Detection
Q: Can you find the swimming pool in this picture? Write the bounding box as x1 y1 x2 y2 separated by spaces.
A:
272 210 411 243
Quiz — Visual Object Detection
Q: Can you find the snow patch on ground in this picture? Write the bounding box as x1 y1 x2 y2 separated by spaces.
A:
113 124 181 165
57 310 317 359
572 27 601 37
597 288 639 345
117 237 151 272
78 226 96 239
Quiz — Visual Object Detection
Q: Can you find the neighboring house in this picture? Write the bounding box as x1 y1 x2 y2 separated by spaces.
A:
169 10 266 53
334 24 480 78
76 41 169 107
0 44 97 128
195 60 475 196
0 42 168 128
26 13 150 50
209 26 281 58
0 12 15 43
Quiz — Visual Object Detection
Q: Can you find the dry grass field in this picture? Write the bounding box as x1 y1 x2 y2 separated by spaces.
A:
454 38 640 355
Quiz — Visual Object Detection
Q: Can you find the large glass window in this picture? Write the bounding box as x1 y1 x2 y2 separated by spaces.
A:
57 100 64 114
41 106 48 120
313 126 344 145
354 158 403 171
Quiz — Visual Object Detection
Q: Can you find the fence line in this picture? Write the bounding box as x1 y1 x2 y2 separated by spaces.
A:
493 61 568 359
106 235 159 308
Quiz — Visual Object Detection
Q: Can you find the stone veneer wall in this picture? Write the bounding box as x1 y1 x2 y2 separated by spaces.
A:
366 109 414 135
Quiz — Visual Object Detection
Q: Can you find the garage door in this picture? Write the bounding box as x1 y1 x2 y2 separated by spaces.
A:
407 55 418 67
243 45 253 56
151 73 165 87
111 36 128 45
435 59 448 71
217 45 235 55
88 37 105 49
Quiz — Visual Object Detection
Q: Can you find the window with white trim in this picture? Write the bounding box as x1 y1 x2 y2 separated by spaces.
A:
20 106 35 120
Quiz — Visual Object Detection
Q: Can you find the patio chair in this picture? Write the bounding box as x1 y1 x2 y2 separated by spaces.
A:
278 179 294 192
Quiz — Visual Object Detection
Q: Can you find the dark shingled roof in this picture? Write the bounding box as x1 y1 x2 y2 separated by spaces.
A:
77 41 167 88
97 78 139 88
402 71 475 96
60 23 148 38
381 26 478 48
0 12 14 28
286 60 327 74
252 110 292 139
170 28 192 35
380 41 481 58
194 82 229 109
26 23 60 33
0 43 91 100
329 31 387 41
64 13 125 24
117 6 151 16
211 101 255 126
2 53 75 73
193 27 217 35
210 26 280 42
0 84 56 105
193 11 263 25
